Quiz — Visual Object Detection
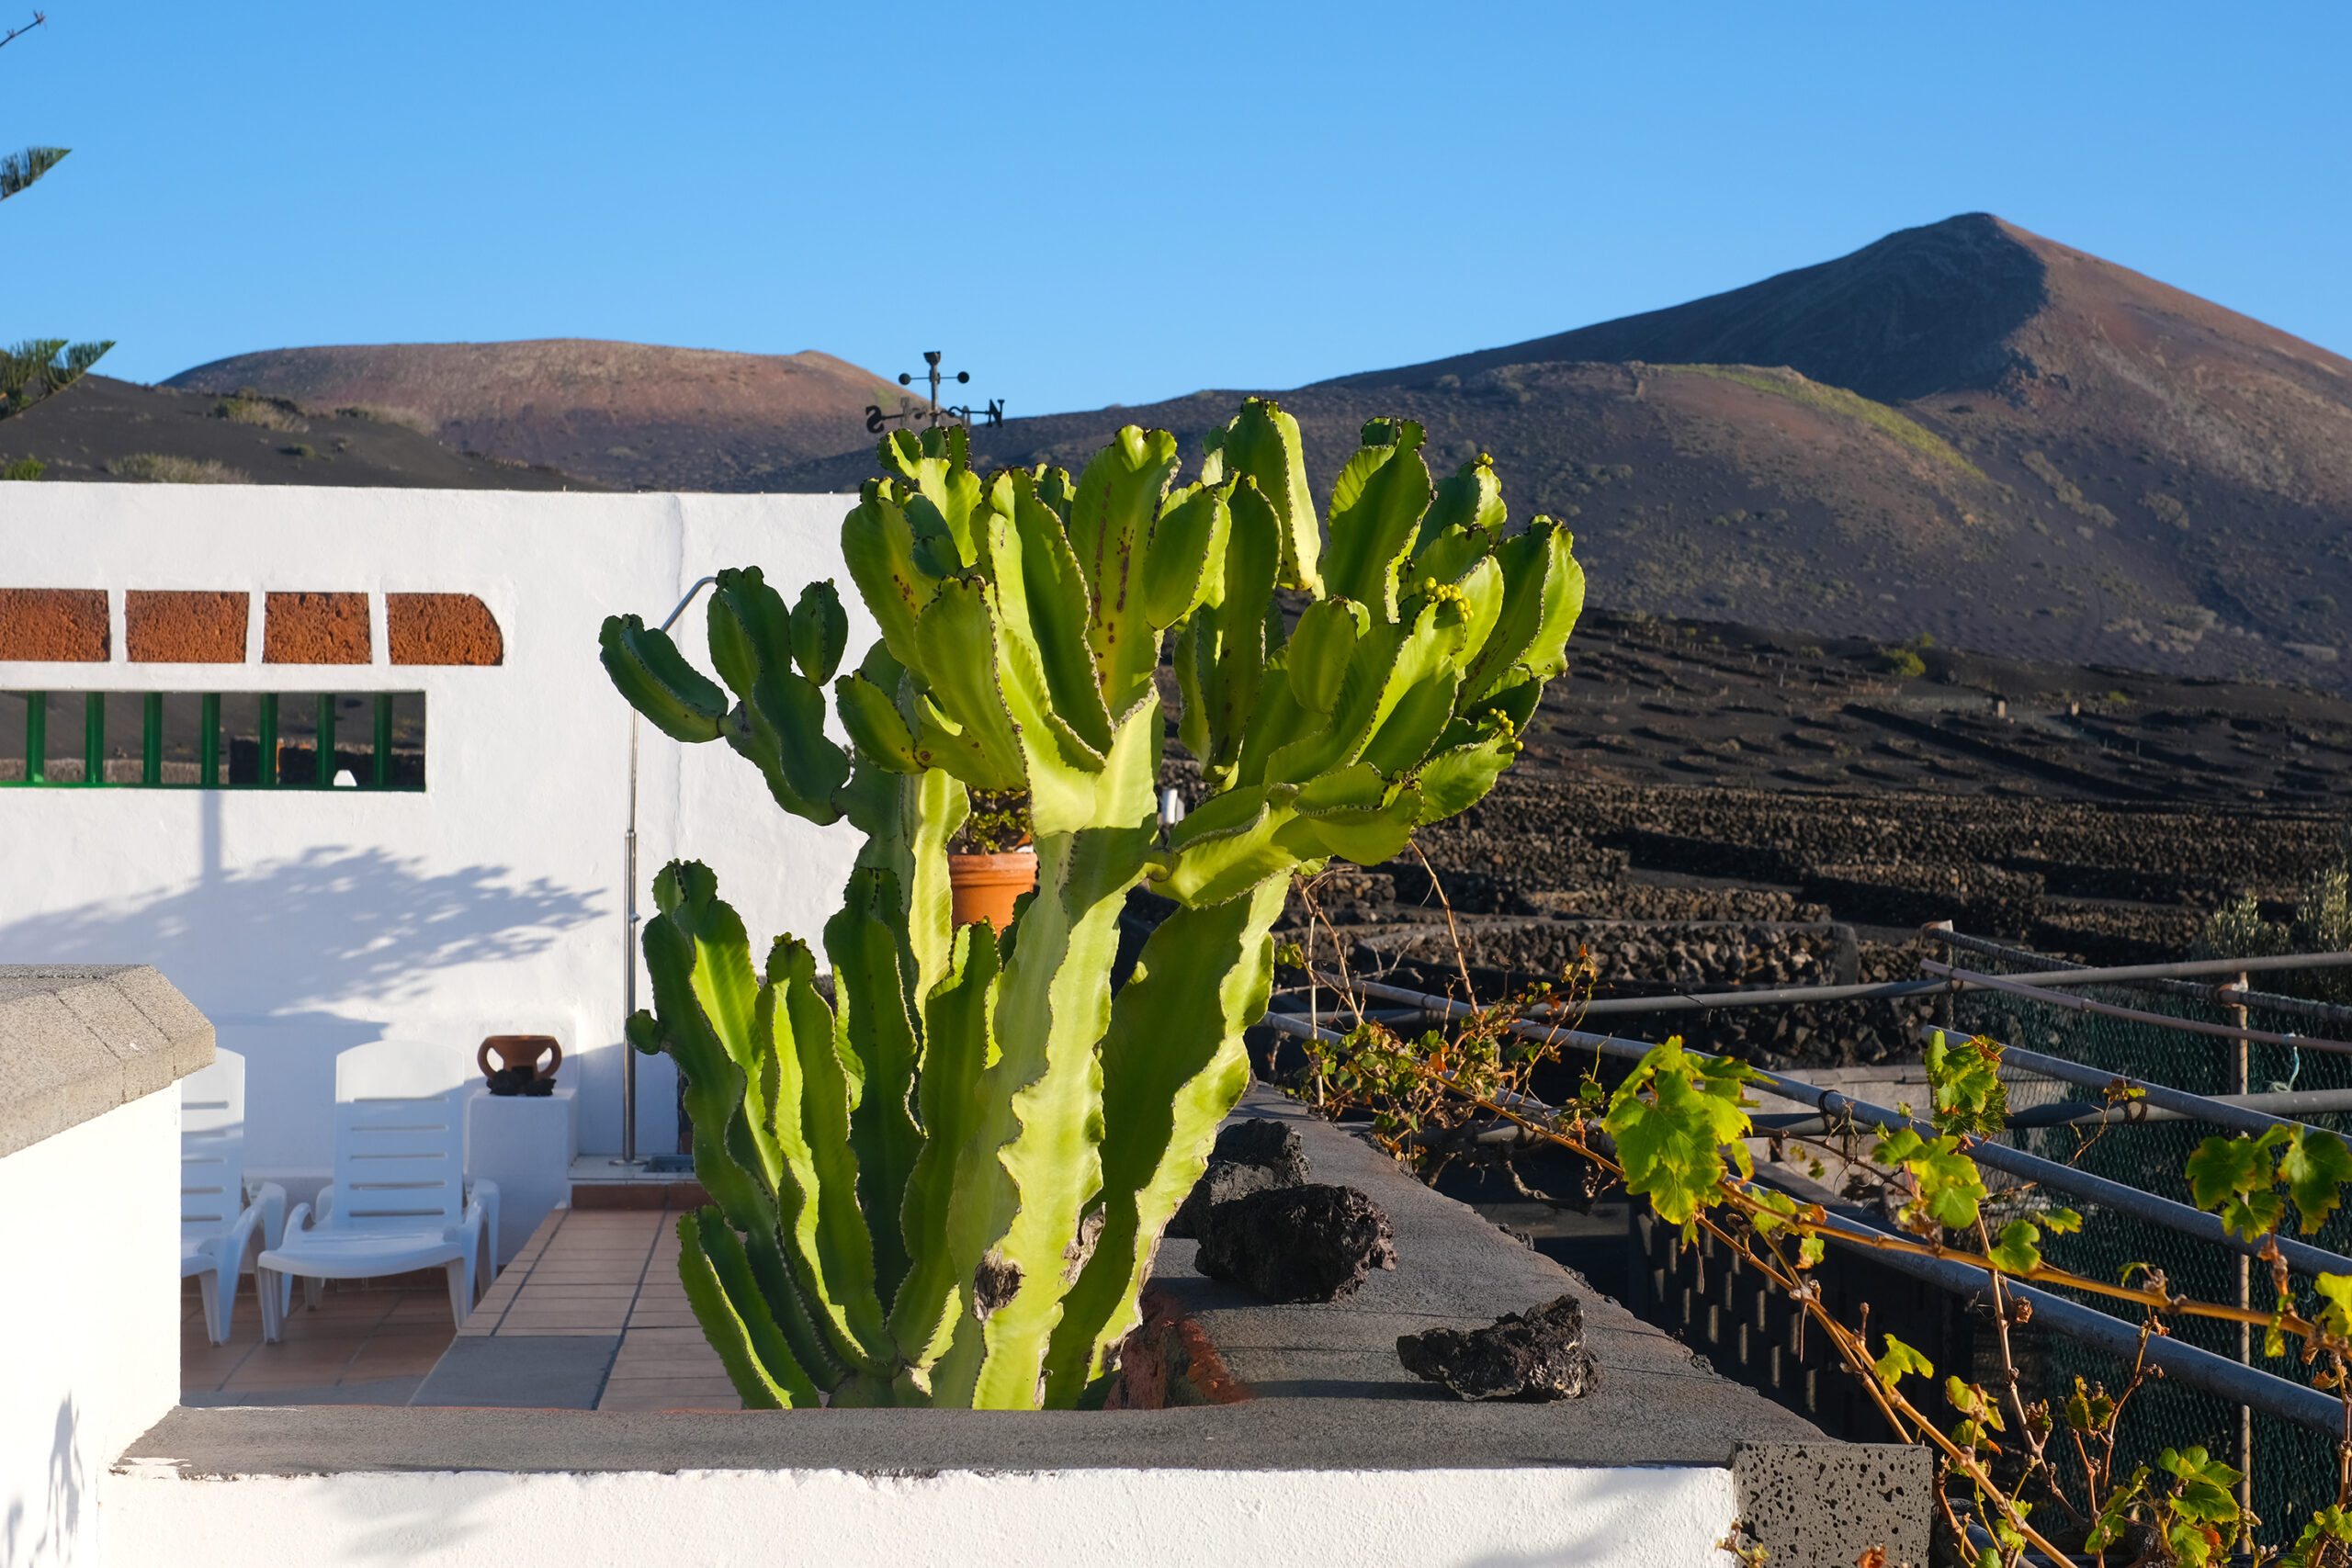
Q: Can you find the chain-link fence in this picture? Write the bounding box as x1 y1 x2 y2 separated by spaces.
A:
1946 937 2352 1544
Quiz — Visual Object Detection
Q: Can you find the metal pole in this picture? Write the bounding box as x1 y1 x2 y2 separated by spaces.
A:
616 576 718 1168
2230 970 2253 1547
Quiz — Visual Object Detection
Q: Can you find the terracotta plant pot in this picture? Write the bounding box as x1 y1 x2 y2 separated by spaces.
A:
479 1033 562 1097
947 851 1038 931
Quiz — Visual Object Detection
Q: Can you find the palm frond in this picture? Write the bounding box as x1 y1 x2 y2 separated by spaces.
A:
0 144 67 200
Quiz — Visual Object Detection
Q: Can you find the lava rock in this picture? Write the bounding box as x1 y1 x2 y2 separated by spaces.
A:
1396 1293 1601 1402
1165 1119 1311 1239
1193 1182 1396 1303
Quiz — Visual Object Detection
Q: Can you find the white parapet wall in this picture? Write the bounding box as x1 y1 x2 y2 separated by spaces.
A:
103 1461 1738 1568
0 965 210 1568
0 485 871 1175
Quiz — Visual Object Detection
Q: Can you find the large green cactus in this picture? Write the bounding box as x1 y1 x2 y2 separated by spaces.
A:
599 403 1583 1408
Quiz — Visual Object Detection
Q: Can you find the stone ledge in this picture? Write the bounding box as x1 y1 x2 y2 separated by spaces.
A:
0 964 214 1157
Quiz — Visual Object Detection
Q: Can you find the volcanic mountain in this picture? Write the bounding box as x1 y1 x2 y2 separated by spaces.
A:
122 216 2352 690
163 339 891 490
775 213 2352 692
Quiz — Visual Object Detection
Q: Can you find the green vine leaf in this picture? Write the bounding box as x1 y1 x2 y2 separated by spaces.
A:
2278 1127 2352 1234
1871 1332 1933 1386
1603 1038 1754 1227
1871 1128 1987 1233
2157 1445 2243 1529
2282 1505 2352 1568
2184 1131 2289 1242
2085 1465 2149 1552
1988 1218 2044 1275
1925 1030 2008 1136
2314 1273 2352 1339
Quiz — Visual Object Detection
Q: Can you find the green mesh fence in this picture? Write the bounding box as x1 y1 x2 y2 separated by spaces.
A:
1950 953 2351 1544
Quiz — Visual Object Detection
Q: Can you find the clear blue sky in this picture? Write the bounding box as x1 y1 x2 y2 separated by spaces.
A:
9 1 2347 416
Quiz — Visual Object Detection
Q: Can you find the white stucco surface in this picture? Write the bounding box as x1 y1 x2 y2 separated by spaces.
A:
0 485 871 1170
101 1462 1738 1567
1 1089 178 1568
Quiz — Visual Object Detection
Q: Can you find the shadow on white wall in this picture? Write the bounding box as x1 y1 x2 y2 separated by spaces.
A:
1 1396 82 1568
0 793 601 1014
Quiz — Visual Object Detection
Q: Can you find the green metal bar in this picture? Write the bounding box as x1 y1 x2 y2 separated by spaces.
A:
142 694 162 786
316 694 335 787
84 693 104 786
25 691 45 784
373 694 392 789
257 694 278 787
199 694 220 787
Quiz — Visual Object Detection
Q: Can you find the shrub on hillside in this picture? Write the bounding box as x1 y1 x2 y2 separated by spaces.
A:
105 453 249 484
213 395 309 433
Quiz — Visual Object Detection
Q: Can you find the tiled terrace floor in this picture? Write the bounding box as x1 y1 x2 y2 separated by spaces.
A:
457 1199 732 1410
180 1273 458 1406
180 1195 735 1410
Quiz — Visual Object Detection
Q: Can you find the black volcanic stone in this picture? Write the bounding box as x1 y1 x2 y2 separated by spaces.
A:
1396 1293 1601 1402
1165 1120 1310 1239
1193 1182 1396 1303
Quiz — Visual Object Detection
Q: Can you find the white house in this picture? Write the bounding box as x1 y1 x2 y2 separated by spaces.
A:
0 482 872 1196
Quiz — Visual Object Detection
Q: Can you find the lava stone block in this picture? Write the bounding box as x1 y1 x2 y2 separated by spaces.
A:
1166 1119 1311 1238
1396 1293 1601 1402
1193 1182 1396 1303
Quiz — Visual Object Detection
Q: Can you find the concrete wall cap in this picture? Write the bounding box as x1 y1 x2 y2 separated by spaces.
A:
0 964 213 1157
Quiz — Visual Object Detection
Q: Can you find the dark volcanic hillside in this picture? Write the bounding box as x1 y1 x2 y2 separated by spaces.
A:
778 215 2352 694
163 340 888 490
0 377 592 490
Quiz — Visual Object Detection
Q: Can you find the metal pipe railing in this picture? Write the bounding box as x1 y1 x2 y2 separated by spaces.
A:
1919 1024 2352 1135
1259 988 2350 1437
1923 960 2352 1055
1786 1188 2347 1438
1330 974 2352 1281
1926 923 2352 1027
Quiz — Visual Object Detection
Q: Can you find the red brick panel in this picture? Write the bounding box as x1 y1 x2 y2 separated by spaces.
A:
0 589 109 661
263 592 371 665
388 592 503 666
126 590 249 663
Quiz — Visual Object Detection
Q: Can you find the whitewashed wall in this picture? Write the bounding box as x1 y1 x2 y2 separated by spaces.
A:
1 1089 178 1568
102 1462 1739 1568
0 485 872 1175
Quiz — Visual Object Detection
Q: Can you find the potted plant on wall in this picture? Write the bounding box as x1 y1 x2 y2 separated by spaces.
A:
599 402 1583 1409
945 787 1035 930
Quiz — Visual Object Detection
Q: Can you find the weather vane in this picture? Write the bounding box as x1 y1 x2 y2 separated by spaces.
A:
865 350 1004 434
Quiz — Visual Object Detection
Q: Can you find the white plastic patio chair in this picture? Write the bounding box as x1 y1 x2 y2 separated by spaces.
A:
255 1041 499 1341
181 1048 288 1345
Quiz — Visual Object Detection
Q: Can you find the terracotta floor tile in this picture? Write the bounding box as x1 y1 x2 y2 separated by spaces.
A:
344 1341 452 1380
496 1297 630 1325
222 1354 361 1390
625 1310 701 1330
179 1342 256 1389
484 1325 617 1338
612 1325 712 1346
608 1353 728 1380
513 1282 642 1300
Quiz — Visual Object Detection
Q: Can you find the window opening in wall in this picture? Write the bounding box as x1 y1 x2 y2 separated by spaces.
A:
0 691 425 789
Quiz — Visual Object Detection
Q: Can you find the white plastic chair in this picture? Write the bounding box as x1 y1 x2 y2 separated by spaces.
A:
255 1041 499 1341
181 1048 288 1345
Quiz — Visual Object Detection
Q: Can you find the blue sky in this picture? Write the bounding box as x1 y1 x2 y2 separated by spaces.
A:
8 2 2347 416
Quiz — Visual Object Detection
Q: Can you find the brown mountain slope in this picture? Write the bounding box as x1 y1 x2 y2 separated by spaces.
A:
0 377 593 490
775 215 2352 694
163 340 890 490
